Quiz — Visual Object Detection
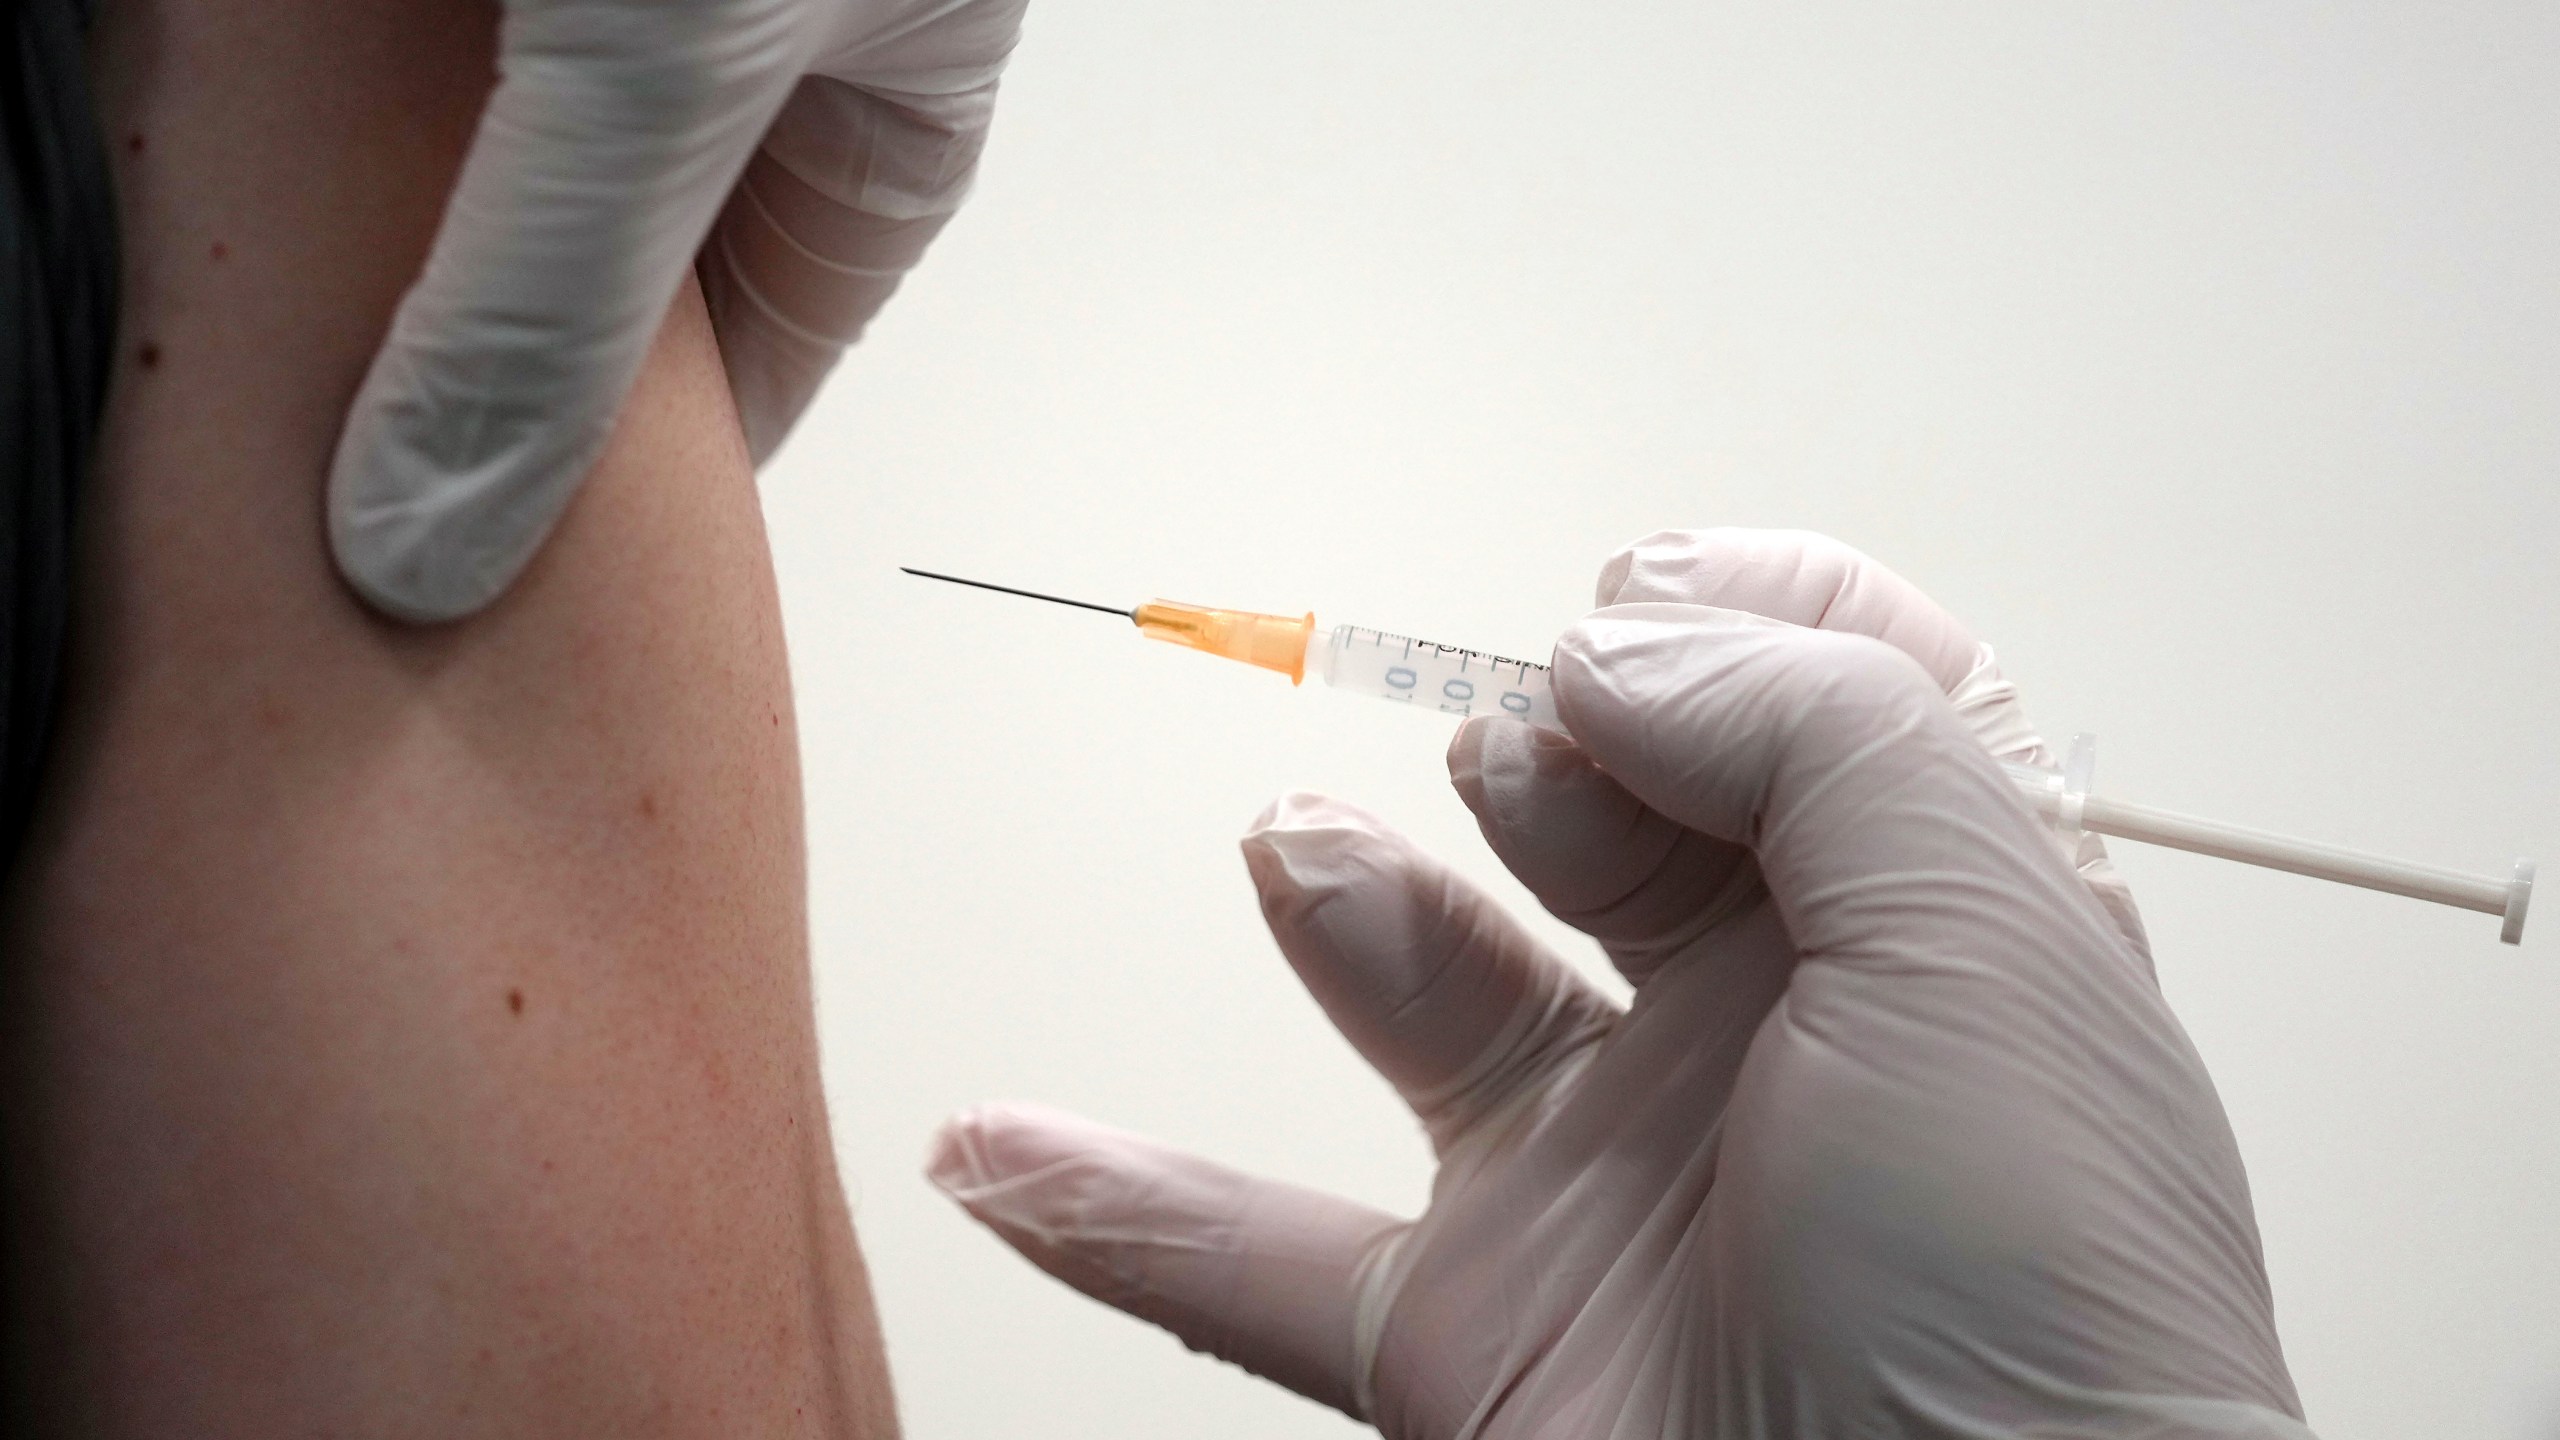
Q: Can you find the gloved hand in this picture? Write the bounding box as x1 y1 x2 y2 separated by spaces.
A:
328 0 1025 623
928 529 2315 1438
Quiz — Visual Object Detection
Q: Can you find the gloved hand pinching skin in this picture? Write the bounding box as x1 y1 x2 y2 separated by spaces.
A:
328 0 1025 623
930 528 2313 1439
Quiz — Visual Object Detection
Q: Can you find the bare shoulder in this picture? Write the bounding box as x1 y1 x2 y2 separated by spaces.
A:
1 1 894 1434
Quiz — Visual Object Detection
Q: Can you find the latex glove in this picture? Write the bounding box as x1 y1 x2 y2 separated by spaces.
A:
929 529 2313 1438
328 0 1024 622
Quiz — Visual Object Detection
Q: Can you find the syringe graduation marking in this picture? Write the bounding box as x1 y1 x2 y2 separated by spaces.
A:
1330 626 1548 721
1349 626 1548 678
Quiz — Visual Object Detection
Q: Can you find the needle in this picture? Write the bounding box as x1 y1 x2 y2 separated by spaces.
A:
899 567 1136 621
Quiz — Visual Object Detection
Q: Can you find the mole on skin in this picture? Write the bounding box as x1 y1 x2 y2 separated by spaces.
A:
506 988 524 1016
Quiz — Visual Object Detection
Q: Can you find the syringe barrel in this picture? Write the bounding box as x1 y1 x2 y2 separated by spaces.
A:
1310 624 1562 731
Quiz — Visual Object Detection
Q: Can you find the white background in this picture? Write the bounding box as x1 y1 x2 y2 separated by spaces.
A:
760 3 2560 1436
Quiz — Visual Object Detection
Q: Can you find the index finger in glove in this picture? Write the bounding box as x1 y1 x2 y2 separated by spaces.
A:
1455 529 2055 977
1550 604 2133 973
329 1 803 623
1582 529 2147 952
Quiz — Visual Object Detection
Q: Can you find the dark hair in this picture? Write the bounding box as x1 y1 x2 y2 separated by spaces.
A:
0 0 115 859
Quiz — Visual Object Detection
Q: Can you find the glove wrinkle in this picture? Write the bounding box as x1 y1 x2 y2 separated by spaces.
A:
1450 718 1761 987
1406 965 1612 1159
715 166 914 341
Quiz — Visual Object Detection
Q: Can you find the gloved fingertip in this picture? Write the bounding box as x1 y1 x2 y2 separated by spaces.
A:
1547 604 1835 804
1550 612 1625 668
1444 718 1490 808
1600 526 1778 607
1452 704 1701 928
1591 531 1668 606
1445 713 1490 759
1239 793 1394 892
326 431 476 625
1556 601 1793 684
1447 715 1578 822
327 384 601 624
924 1102 1101 1229
1556 603 1685 655
1548 608 1677 712
1240 791 1310 843
327 527 472 626
923 1134 968 1197
924 1104 999 1199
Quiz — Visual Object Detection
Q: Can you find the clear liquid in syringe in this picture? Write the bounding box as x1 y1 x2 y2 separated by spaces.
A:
1312 624 1559 730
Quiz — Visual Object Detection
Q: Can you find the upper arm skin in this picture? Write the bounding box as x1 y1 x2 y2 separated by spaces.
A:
0 1 894 1434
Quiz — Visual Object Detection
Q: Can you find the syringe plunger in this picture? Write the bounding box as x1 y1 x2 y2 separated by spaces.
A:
2004 738 2532 944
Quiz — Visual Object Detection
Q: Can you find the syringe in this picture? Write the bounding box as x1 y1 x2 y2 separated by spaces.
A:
901 568 1561 729
902 569 2534 944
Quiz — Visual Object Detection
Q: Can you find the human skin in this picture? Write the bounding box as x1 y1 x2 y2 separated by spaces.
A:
0 0 895 1433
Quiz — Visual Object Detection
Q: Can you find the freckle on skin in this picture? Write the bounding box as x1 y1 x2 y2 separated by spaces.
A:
210 240 228 261
137 342 160 370
125 132 143 155
506 988 524 1016
637 791 658 820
